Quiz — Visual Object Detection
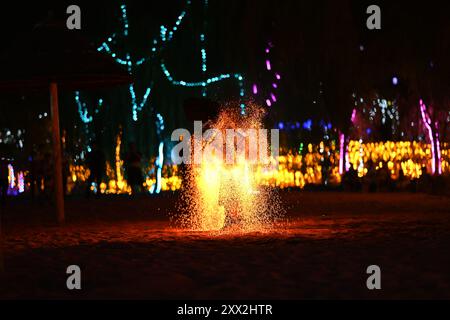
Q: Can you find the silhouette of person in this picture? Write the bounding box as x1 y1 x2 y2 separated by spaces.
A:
29 146 45 200
86 143 106 198
125 142 143 195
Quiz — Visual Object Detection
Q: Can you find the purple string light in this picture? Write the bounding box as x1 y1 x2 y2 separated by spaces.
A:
339 133 345 175
351 108 357 123
252 42 281 106
419 99 440 175
270 93 277 102
252 84 258 94
436 126 442 175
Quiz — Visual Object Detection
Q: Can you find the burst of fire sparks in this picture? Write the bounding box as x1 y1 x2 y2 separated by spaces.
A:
177 105 282 232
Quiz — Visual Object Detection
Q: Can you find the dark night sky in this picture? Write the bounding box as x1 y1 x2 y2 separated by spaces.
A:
0 0 449 157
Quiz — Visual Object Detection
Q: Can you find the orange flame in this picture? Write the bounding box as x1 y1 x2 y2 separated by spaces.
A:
177 105 282 232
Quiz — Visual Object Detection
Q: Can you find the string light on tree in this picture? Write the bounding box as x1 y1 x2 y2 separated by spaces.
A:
87 0 246 121
420 99 442 175
94 1 189 122
158 0 246 113
149 113 165 194
74 0 247 193
252 42 282 107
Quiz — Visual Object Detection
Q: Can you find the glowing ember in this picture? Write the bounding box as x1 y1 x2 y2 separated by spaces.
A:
177 105 282 232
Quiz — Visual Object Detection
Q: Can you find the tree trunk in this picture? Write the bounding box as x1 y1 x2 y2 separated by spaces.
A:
50 83 65 224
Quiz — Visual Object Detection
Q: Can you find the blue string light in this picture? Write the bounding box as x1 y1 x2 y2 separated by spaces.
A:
160 62 245 112
200 33 207 97
149 113 165 194
85 0 246 120
158 0 246 114
120 4 129 36
93 2 194 122
94 3 171 122
160 10 187 42
75 91 93 123
77 0 247 170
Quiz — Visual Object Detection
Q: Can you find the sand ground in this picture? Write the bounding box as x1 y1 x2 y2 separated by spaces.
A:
0 191 449 299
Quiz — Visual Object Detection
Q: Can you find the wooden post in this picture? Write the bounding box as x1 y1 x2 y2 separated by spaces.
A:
50 82 65 225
